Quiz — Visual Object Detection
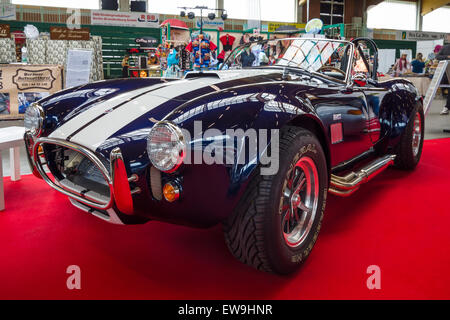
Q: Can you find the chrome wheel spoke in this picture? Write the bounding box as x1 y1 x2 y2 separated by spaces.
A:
297 211 308 234
298 201 312 214
293 172 306 193
283 187 291 198
411 112 422 157
281 156 320 248
281 205 292 232
283 210 295 234
287 167 298 190
294 177 306 195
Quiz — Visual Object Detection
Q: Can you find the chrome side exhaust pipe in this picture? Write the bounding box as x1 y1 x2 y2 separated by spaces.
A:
329 154 396 197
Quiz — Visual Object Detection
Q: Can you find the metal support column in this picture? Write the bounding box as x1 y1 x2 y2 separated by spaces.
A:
416 0 423 31
216 0 224 10
119 0 130 12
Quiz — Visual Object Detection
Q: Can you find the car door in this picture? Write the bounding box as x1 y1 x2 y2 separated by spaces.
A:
360 86 389 144
350 38 390 145
310 85 373 167
289 39 373 167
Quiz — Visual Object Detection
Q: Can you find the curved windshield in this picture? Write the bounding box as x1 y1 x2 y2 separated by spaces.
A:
221 38 351 76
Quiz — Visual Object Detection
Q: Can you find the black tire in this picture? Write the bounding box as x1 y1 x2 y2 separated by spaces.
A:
223 126 328 274
394 104 424 170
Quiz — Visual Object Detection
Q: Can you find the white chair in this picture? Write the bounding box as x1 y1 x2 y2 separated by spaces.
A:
0 126 26 211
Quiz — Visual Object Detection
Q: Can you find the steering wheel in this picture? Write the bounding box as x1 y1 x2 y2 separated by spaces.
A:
317 66 346 77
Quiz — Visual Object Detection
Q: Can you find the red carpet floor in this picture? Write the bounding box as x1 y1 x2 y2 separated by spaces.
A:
0 138 449 300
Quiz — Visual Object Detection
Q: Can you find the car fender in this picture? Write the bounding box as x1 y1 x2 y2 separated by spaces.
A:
162 82 328 194
377 79 421 150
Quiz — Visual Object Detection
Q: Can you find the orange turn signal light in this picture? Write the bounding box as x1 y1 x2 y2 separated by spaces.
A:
163 182 180 202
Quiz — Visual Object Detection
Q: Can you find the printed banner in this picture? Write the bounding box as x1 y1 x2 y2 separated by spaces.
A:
0 4 16 21
135 36 158 48
50 27 90 41
268 22 305 33
0 24 10 38
0 65 63 119
91 10 159 28
195 18 225 30
397 31 447 41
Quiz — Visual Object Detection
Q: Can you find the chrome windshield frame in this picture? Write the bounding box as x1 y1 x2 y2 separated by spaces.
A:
221 37 355 86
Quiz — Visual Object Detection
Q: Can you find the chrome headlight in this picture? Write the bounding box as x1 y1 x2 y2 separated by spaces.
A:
147 122 186 172
24 103 44 137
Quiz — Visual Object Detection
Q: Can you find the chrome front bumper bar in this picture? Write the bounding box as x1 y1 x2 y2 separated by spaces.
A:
27 134 138 219
32 137 114 210
69 198 124 225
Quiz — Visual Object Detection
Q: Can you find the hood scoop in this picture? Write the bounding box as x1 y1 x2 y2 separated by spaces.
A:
184 72 220 79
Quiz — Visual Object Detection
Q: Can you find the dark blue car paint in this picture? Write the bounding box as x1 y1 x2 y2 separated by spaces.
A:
36 70 420 227
38 78 172 136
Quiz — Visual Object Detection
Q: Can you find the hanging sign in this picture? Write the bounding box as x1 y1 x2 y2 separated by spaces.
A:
0 24 10 39
0 4 16 21
268 22 305 33
50 27 90 41
91 10 159 28
195 18 224 30
135 36 158 48
398 31 447 41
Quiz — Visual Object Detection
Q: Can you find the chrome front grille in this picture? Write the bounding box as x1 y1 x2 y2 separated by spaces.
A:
33 137 114 210
54 147 109 196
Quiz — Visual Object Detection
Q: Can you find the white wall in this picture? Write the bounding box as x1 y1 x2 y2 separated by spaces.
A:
416 39 445 60
367 1 417 31
423 7 450 33
378 49 396 74
12 0 99 9
224 0 296 22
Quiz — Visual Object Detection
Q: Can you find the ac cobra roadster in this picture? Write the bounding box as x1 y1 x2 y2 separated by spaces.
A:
24 37 424 274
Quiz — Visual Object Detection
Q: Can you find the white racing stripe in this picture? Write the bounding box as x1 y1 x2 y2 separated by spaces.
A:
48 69 276 150
68 77 223 150
48 84 167 140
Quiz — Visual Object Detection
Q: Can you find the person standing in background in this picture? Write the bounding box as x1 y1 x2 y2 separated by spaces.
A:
241 46 255 67
393 53 411 77
411 53 426 74
428 44 442 61
259 49 269 66
435 44 450 115
121 54 129 78
148 51 159 65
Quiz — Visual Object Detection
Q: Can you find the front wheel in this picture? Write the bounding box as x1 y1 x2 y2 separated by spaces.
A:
394 104 424 170
223 127 328 274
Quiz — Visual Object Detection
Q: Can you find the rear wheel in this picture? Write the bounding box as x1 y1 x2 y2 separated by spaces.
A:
223 127 328 274
394 105 424 170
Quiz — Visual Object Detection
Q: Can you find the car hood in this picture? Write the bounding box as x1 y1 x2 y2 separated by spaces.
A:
39 78 171 132
44 69 284 151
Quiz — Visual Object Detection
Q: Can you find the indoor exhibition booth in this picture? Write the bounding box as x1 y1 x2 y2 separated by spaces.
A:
0 1 449 302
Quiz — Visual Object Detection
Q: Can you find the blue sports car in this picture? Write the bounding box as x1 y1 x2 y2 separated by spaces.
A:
24 37 424 274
